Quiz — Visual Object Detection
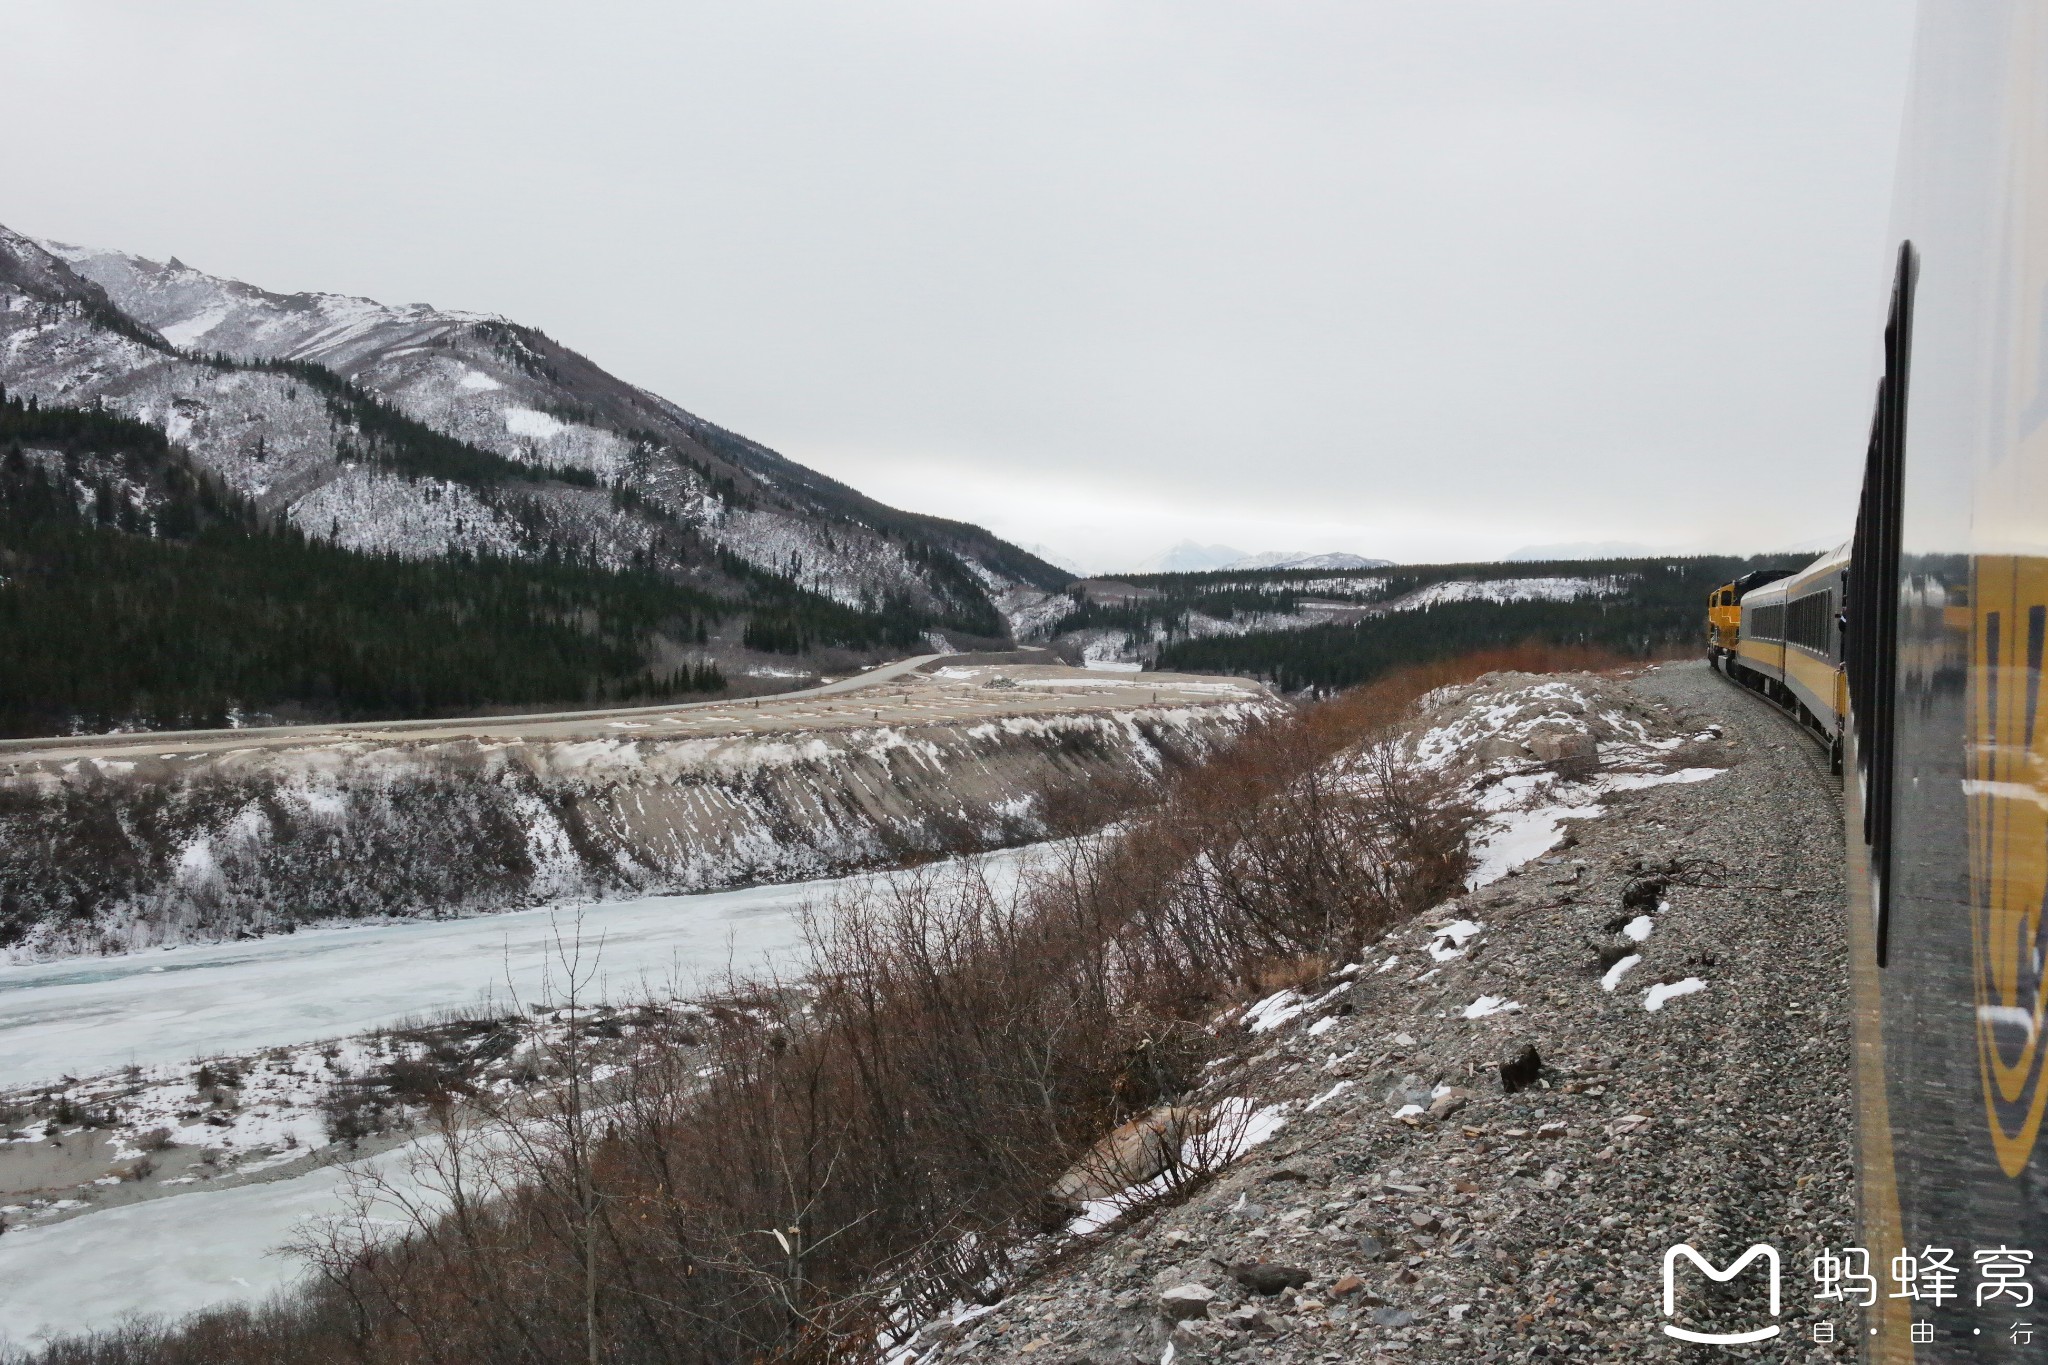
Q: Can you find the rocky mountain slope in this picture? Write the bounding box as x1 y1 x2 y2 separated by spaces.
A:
0 226 1066 632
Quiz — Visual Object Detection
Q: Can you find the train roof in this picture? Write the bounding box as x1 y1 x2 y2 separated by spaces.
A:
1739 544 1850 606
1732 567 1796 596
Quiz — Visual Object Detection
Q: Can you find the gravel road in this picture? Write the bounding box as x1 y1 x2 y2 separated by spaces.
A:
914 660 1858 1362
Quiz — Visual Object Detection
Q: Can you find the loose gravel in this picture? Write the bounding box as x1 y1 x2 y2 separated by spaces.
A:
909 661 1857 1363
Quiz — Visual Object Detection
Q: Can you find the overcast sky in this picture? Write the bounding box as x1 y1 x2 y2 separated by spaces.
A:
1 2 1916 570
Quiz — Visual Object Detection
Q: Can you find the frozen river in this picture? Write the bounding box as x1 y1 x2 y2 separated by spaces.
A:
0 846 1049 1346
0 881 828 1090
0 848 1045 1091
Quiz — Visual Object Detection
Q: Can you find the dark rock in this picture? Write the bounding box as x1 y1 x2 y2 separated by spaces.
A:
1263 1167 1311 1184
1357 1233 1389 1260
1232 1263 1312 1296
1036 1194 1085 1231
1621 875 1669 911
1158 1283 1218 1321
1500 1043 1543 1094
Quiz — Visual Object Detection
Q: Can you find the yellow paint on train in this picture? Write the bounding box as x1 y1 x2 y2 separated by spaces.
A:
1706 584 1741 650
1738 638 1785 672
1786 649 1842 730
1966 554 2048 1176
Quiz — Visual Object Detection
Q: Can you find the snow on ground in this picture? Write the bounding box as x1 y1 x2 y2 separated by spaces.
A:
1600 954 1642 992
1644 977 1707 1012
1401 671 1725 889
502 406 571 439
1062 1097 1292 1238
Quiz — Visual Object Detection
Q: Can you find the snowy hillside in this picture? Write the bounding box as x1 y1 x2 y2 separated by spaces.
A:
1 225 1067 630
1014 566 1638 671
1380 575 1629 611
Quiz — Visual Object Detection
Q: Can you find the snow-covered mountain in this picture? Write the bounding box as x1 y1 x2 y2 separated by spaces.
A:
1216 550 1394 571
1133 541 1246 573
1504 540 1657 561
0 226 1067 629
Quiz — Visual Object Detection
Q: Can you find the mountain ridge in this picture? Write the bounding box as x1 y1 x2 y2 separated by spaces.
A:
0 226 1068 636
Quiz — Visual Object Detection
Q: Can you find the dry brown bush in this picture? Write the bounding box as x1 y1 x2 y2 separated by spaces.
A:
6 647 1605 1365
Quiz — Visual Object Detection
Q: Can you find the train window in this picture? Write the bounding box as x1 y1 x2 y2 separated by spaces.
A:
1749 602 1786 641
1787 591 1835 655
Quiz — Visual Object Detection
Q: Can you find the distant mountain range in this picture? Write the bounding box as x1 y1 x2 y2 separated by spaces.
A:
1504 540 1658 562
0 226 1068 635
1217 550 1393 572
1132 541 1247 574
1128 540 1392 574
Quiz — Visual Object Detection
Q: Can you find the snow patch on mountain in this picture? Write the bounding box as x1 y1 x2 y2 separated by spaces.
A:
289 467 527 559
1386 576 1631 611
706 504 931 610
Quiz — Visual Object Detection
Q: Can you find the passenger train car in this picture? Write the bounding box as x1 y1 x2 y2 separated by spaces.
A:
1715 6 2048 1358
1713 557 1849 770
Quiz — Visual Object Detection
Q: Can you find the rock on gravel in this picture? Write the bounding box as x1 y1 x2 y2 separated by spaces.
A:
1159 1283 1220 1320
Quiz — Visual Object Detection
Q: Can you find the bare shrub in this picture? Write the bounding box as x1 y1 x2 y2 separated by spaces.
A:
6 648 1599 1365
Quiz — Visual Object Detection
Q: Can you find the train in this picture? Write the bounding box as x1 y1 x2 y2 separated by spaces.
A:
1708 553 1849 772
1705 7 2048 1357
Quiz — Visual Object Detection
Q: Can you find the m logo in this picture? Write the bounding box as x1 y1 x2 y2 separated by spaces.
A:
1661 1243 1783 1344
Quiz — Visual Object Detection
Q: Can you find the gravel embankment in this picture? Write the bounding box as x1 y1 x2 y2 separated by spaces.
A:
916 661 1856 1362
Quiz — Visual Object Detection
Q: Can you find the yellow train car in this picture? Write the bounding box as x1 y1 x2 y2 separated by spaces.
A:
1724 548 1850 770
1831 5 2048 1358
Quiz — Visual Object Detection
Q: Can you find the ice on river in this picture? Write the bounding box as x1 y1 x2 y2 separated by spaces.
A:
0 1141 421 1348
0 845 1052 1345
0 845 1046 1091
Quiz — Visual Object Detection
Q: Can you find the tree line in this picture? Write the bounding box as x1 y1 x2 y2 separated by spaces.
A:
1157 557 1786 691
0 390 971 737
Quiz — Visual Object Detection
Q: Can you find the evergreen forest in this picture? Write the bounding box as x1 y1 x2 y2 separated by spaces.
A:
1151 557 1797 691
0 392 956 737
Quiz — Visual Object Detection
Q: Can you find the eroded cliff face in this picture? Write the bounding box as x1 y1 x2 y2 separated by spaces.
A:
0 698 1271 960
